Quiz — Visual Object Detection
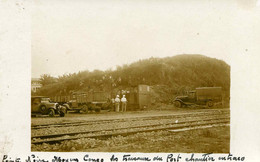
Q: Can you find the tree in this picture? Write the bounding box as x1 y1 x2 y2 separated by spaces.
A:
40 74 56 86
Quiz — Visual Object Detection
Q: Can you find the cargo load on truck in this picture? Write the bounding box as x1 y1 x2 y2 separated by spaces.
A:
173 87 223 108
51 91 112 113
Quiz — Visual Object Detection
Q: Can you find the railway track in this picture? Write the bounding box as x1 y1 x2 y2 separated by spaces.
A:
31 113 229 137
32 114 230 145
31 109 229 130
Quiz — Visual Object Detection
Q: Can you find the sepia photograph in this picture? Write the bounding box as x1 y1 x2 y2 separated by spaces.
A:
1 0 260 161
31 0 231 153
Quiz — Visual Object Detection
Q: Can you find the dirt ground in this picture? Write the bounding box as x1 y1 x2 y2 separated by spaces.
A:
78 126 230 153
32 126 230 153
31 106 228 125
31 108 230 153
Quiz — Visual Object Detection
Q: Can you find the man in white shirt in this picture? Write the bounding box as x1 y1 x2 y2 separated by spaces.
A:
115 95 120 112
121 95 127 112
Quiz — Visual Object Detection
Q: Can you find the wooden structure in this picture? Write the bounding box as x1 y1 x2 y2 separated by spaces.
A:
126 85 151 110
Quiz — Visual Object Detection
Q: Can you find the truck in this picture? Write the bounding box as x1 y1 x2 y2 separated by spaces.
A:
31 96 66 117
50 91 112 113
173 87 223 108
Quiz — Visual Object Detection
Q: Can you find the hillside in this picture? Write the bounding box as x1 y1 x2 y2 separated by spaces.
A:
34 54 230 103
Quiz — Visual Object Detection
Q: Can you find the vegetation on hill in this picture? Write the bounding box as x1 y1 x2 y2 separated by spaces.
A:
33 54 230 103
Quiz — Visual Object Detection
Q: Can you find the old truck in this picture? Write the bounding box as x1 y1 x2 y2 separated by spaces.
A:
31 96 66 117
173 87 223 108
51 91 112 113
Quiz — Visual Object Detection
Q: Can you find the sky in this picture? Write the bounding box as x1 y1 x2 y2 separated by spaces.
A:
32 0 260 78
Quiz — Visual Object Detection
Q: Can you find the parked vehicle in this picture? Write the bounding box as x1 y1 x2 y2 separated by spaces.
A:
51 91 112 113
31 96 66 117
174 87 223 108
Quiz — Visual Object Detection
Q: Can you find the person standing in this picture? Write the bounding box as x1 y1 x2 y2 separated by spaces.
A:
121 95 127 112
115 95 120 112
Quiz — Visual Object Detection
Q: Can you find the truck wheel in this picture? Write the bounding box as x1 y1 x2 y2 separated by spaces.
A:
81 105 89 114
207 101 214 108
40 105 46 112
48 109 55 117
174 101 182 108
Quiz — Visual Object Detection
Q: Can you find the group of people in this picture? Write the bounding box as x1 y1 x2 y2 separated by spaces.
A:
111 95 127 112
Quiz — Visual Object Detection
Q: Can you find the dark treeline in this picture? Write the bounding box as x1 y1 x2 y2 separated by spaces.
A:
34 54 230 102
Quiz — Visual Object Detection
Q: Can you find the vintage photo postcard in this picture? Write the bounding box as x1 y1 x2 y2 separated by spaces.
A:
1 0 260 161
